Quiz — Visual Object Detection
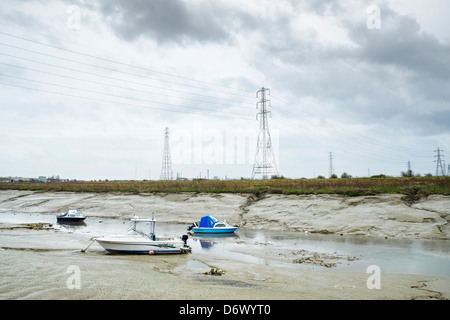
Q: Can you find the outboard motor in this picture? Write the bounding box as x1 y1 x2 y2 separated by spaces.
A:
187 221 198 231
182 234 189 245
180 234 192 253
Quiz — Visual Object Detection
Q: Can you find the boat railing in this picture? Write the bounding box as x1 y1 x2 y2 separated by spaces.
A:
128 218 157 240
130 228 156 240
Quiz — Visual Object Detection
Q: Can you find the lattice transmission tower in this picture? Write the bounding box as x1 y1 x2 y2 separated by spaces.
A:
434 147 445 176
251 87 278 179
328 152 334 177
160 127 173 180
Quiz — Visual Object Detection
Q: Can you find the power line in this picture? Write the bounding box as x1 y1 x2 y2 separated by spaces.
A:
270 115 407 165
268 94 429 166
0 81 251 121
0 51 249 105
0 41 252 98
0 73 251 118
0 30 253 94
0 28 441 177
265 94 436 177
0 61 240 108
270 94 414 154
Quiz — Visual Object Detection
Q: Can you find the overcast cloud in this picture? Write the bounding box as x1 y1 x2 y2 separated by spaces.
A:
0 0 449 180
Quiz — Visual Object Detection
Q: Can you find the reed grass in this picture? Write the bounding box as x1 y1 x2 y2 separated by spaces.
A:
1 176 449 196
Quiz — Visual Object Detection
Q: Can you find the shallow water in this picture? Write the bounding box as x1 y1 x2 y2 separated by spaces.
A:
2 212 450 278
189 229 450 277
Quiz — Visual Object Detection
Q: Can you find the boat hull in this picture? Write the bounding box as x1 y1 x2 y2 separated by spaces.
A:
57 217 86 222
96 235 189 254
192 227 238 234
56 209 86 222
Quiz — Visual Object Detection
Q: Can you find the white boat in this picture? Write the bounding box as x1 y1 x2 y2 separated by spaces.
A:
57 208 86 222
96 214 191 254
188 215 238 234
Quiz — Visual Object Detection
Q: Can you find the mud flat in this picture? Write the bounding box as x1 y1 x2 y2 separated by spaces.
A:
1 190 449 239
1 225 449 300
0 190 449 300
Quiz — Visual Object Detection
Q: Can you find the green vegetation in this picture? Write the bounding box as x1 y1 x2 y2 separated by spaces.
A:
1 176 449 196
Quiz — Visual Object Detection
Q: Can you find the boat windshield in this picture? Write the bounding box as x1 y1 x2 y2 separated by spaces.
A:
128 220 156 240
215 223 226 228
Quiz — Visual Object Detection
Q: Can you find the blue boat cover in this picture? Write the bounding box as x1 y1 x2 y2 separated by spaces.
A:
199 215 219 228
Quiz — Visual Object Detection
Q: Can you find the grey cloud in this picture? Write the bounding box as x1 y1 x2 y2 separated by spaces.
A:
97 0 232 45
0 7 49 31
299 0 343 15
392 108 450 136
346 6 450 80
88 0 449 136
250 3 450 136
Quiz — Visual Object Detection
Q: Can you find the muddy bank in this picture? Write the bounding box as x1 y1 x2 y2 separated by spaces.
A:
1 226 449 300
1 190 449 240
240 193 450 240
1 190 450 300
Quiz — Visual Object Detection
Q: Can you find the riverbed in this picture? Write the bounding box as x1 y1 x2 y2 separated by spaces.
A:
0 190 449 300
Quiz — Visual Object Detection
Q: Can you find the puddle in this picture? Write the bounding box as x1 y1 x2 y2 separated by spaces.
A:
1 211 450 278
185 259 211 273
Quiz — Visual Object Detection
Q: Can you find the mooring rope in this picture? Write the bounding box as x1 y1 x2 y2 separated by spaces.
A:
81 237 98 252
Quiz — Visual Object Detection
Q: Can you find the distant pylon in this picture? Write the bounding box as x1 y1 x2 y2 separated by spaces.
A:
251 87 278 179
328 152 334 177
160 127 173 180
434 147 445 176
405 161 414 177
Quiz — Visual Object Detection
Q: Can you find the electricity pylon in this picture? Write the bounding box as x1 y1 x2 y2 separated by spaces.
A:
251 87 278 179
434 147 445 176
329 152 334 177
160 127 173 180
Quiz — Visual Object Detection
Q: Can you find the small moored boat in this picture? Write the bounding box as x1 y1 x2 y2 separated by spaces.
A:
188 215 238 234
56 209 86 222
96 213 191 254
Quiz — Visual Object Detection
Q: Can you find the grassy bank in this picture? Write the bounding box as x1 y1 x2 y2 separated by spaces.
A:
1 176 449 196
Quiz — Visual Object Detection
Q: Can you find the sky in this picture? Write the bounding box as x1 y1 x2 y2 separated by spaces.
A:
0 0 449 181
